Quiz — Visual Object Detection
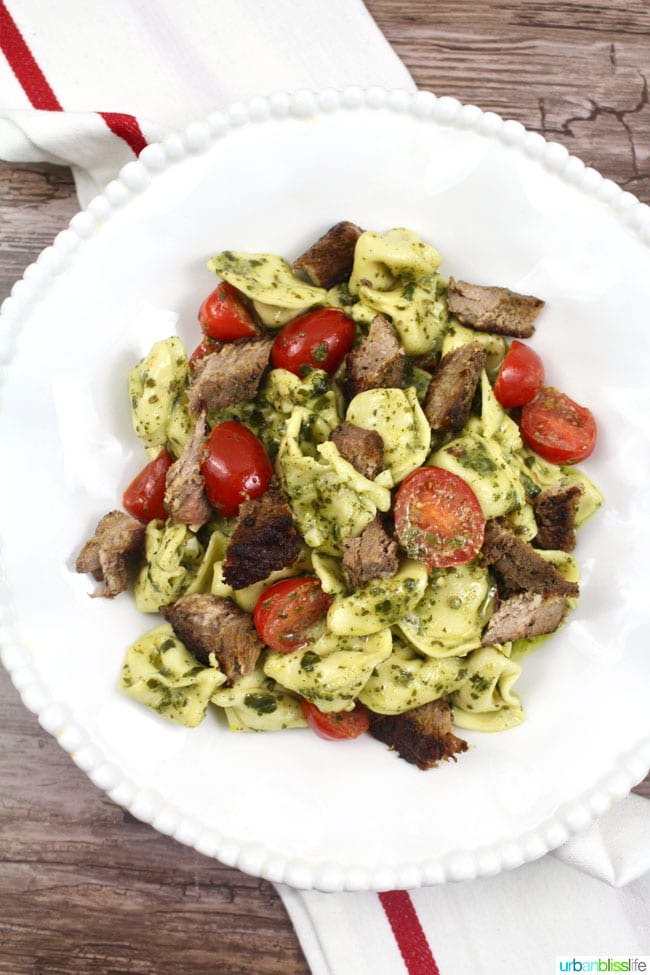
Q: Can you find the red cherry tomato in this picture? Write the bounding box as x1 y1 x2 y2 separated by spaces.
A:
253 577 332 653
271 308 355 377
122 448 173 523
301 699 370 740
521 386 597 464
493 340 545 408
394 467 485 569
199 282 258 341
189 335 219 368
201 420 272 517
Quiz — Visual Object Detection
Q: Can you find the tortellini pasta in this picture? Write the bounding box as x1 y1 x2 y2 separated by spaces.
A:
327 560 428 636
346 387 430 485
396 563 492 658
277 407 391 554
347 229 447 354
451 646 524 731
429 431 527 520
356 276 448 356
120 624 226 727
128 336 191 458
257 367 340 454
207 251 327 326
135 521 205 612
211 666 307 732
358 638 466 715
264 628 393 713
348 229 442 294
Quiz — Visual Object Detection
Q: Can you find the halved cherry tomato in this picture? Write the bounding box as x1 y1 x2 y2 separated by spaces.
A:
201 420 272 517
271 308 355 377
189 335 219 368
394 467 485 569
253 577 332 653
493 340 544 408
521 386 597 464
301 699 370 740
122 448 173 523
199 282 258 341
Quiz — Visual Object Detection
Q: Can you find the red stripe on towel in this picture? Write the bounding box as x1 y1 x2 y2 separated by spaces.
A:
99 112 148 157
0 0 62 109
0 1 147 156
379 890 441 975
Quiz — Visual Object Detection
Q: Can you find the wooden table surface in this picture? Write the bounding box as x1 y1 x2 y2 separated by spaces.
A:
1 3 648 973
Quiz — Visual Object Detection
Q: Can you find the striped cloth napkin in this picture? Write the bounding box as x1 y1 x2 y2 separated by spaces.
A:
1 2 648 972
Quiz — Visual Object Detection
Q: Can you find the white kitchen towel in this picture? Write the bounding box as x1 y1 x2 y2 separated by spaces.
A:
0 0 414 205
1 2 648 973
279 798 650 975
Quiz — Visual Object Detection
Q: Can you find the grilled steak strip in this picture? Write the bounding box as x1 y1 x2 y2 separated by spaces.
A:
188 336 273 416
164 411 212 530
369 699 468 770
222 486 300 590
161 593 263 685
423 342 485 435
481 518 579 598
75 510 145 598
447 277 544 338
342 516 399 589
481 591 567 645
345 315 406 399
292 221 363 289
329 421 384 480
533 483 583 552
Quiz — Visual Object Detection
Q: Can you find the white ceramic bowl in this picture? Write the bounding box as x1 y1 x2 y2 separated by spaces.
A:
1 87 649 891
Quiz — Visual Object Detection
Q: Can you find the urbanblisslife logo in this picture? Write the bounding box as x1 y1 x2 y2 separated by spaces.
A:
556 959 649 973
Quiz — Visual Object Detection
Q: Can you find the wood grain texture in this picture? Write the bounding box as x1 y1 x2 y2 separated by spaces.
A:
1 4 648 973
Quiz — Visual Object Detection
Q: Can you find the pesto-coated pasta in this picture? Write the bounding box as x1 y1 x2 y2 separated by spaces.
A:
348 229 447 354
358 638 466 714
327 560 428 636
451 646 524 732
346 387 430 485
121 623 226 727
277 407 391 554
212 666 307 732
263 628 392 712
129 336 191 459
107 223 602 769
207 251 327 326
135 521 205 612
396 563 492 658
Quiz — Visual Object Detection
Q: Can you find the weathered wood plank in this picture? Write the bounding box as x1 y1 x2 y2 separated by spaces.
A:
368 0 650 200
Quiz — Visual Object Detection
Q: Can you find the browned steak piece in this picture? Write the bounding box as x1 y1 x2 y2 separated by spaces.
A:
423 342 485 435
369 699 468 770
482 518 579 598
75 510 145 598
447 277 544 337
292 221 363 289
164 411 212 530
342 517 399 589
481 591 567 645
533 483 583 552
329 421 384 480
222 486 300 590
188 336 273 416
345 315 406 399
161 593 263 685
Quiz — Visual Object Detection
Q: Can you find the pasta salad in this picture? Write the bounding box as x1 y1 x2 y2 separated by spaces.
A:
76 223 602 769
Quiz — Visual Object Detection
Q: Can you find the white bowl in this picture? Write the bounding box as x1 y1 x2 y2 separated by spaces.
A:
1 87 649 892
